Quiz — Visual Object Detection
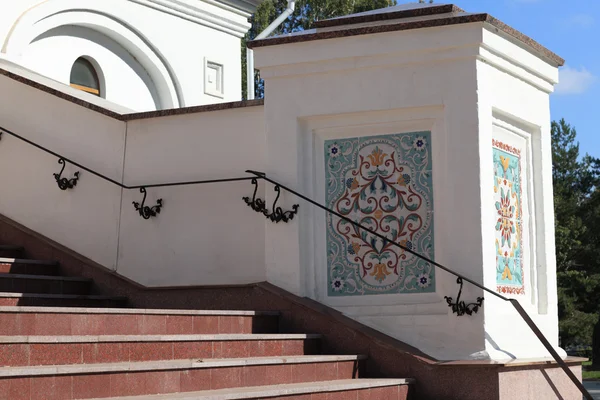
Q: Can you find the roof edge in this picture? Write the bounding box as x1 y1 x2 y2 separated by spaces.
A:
314 4 464 29
0 67 264 122
249 13 564 67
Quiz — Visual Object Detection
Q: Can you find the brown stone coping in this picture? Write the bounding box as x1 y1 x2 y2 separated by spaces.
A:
314 4 464 28
0 67 124 120
436 356 588 368
0 66 264 122
248 13 564 67
122 99 264 121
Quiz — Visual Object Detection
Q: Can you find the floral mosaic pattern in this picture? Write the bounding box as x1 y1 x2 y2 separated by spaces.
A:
325 133 434 296
493 139 525 295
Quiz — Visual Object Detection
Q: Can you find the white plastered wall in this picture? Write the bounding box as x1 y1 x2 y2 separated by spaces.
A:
0 0 251 111
255 25 490 360
476 27 561 359
0 74 126 270
118 106 266 286
253 22 561 360
0 69 266 285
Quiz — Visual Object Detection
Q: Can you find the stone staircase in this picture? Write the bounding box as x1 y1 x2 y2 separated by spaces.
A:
0 244 413 399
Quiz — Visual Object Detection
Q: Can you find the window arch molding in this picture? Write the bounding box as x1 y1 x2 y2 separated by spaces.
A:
2 1 182 109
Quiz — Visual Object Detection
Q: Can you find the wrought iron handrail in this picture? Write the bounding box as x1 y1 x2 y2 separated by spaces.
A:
0 125 258 219
0 123 590 398
245 170 593 400
0 125 255 190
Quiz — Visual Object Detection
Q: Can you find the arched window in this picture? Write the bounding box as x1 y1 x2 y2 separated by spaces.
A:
70 57 101 96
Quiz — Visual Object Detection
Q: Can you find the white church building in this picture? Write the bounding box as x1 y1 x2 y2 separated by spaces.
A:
0 0 258 111
0 1 592 400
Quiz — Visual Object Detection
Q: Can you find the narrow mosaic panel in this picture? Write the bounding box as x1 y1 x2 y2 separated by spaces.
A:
325 132 434 296
493 139 525 295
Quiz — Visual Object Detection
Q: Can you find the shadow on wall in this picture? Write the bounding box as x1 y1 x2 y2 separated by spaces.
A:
486 332 516 359
31 25 160 111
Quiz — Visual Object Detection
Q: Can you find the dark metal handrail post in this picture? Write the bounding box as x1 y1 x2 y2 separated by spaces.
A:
246 170 593 400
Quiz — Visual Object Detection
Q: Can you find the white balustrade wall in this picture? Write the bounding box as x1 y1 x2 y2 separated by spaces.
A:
0 71 266 286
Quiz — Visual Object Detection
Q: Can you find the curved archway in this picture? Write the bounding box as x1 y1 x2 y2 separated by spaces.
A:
2 0 183 109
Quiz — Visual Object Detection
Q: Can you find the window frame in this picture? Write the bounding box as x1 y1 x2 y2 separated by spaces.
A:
70 57 101 97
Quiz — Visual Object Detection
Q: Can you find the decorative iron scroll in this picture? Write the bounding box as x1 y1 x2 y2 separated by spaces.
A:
265 185 299 223
53 158 80 190
243 178 299 223
132 187 163 219
444 277 484 316
243 178 268 214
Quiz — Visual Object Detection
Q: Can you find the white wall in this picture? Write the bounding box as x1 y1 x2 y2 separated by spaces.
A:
119 106 266 286
0 74 126 270
0 70 266 285
0 0 252 111
477 26 561 359
253 21 561 361
255 24 489 360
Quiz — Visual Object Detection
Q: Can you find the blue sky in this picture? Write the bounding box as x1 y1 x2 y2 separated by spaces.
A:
441 0 599 157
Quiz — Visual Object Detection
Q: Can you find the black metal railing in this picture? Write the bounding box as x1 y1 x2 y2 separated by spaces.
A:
0 124 591 398
244 170 593 400
0 126 257 219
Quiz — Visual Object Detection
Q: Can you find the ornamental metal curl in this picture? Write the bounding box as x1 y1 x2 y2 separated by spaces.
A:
243 179 299 223
53 158 80 190
243 178 268 214
264 185 299 223
444 277 484 316
132 187 163 219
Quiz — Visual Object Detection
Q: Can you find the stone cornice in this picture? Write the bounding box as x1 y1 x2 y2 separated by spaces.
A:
130 0 251 38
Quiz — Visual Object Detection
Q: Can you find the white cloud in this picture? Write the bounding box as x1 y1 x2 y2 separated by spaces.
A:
555 66 597 95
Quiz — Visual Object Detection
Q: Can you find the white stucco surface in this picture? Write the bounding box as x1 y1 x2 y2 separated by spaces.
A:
0 68 266 285
119 107 266 286
0 74 126 270
0 0 252 111
253 21 562 361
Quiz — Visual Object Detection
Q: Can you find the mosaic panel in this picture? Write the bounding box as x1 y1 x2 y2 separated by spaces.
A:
325 132 434 296
493 139 525 295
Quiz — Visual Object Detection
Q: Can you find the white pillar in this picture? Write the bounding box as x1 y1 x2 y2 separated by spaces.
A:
251 8 561 361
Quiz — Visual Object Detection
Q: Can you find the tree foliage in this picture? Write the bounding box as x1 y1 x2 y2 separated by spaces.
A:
551 118 600 358
242 0 397 99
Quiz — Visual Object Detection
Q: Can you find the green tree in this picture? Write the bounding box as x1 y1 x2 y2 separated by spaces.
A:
242 0 397 99
552 118 600 354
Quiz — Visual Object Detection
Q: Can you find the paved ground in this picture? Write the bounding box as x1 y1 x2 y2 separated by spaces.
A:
584 381 600 399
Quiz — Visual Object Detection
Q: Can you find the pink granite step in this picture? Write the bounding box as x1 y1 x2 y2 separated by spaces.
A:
0 355 365 399
0 273 90 295
87 379 413 400
0 246 23 258
0 258 58 276
0 334 321 366
0 307 279 335
0 293 127 308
